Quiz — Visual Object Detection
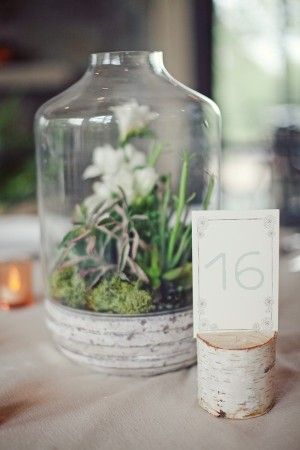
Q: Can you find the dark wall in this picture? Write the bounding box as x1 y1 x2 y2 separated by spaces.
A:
0 0 150 68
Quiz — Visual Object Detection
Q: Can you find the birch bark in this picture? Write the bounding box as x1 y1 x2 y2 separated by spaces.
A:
197 331 277 419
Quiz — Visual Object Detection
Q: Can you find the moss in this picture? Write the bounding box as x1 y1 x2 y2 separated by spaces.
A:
50 267 86 309
87 276 153 314
50 269 153 314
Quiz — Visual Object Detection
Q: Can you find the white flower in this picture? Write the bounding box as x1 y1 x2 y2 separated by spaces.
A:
134 167 158 198
111 168 135 203
93 180 114 199
83 144 123 179
124 144 146 168
84 169 135 211
83 181 114 211
84 194 105 212
83 142 158 210
110 100 157 141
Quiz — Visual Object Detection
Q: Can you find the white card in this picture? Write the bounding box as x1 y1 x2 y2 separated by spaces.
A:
192 210 279 336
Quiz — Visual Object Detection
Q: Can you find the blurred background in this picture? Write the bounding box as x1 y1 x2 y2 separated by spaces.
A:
0 0 299 226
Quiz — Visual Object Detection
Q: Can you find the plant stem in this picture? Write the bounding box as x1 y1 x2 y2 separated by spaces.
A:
202 174 215 210
167 152 189 267
159 175 170 267
171 224 191 268
147 142 162 167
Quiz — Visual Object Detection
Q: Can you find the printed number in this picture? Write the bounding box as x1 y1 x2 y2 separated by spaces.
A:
205 251 264 290
235 252 264 290
205 252 226 290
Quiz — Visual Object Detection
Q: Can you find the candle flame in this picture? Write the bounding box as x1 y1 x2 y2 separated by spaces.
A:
8 266 21 292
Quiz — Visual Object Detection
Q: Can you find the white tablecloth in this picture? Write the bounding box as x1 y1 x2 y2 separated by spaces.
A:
0 255 299 450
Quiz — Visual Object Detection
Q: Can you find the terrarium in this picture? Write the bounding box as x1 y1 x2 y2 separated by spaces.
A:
35 51 220 375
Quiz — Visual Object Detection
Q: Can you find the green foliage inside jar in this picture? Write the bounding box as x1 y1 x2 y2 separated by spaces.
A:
50 101 215 314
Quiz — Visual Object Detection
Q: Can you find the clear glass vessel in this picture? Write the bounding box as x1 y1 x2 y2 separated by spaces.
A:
35 51 221 315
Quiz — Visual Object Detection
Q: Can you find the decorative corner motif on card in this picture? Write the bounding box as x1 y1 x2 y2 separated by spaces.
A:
198 298 207 313
199 319 219 331
264 215 275 237
198 297 218 330
252 296 274 331
264 296 273 313
197 217 209 238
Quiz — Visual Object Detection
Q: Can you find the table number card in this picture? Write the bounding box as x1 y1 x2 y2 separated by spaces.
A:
192 210 279 336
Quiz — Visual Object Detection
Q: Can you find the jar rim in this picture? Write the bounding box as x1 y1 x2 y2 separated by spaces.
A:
90 50 163 57
89 51 164 67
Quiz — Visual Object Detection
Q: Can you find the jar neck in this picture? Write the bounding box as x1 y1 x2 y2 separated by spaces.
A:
88 51 165 75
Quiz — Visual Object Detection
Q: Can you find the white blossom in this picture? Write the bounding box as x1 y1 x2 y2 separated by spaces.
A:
93 180 114 199
83 181 114 211
124 144 146 168
110 100 157 142
82 144 123 179
83 142 158 210
109 168 135 203
134 167 158 198
84 193 105 212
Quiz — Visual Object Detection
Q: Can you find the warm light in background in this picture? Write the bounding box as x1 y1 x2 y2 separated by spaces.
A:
0 259 33 310
8 266 21 293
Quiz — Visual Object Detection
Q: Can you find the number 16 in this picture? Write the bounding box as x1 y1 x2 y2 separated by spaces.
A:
205 251 264 290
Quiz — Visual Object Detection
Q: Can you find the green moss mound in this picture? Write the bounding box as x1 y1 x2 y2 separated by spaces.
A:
87 276 153 314
50 269 153 314
50 267 86 309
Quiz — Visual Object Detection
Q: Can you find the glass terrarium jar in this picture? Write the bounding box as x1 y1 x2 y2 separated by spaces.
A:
35 51 220 375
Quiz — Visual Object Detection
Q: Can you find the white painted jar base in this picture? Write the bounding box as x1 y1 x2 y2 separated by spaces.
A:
197 331 277 419
45 299 196 377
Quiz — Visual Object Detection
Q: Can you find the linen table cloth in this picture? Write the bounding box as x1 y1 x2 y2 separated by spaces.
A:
0 255 299 450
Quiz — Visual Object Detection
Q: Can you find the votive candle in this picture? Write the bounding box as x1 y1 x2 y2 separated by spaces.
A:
0 258 33 310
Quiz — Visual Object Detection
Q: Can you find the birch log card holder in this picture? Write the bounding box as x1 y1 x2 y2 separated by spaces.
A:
192 210 279 419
